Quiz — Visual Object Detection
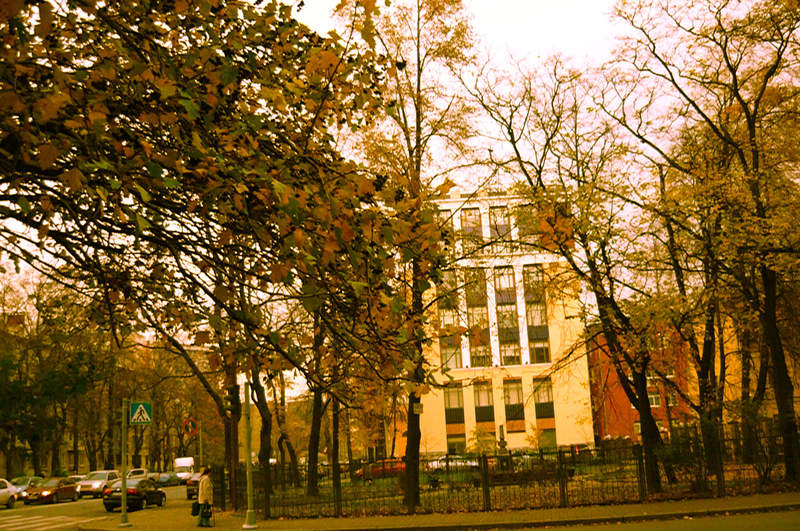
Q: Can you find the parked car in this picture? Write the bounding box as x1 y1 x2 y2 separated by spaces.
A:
156 472 179 487
76 470 120 499
9 476 42 500
103 478 165 512
0 478 17 508
126 468 148 479
353 460 406 480
185 472 202 500
173 457 195 484
22 477 77 504
425 455 479 474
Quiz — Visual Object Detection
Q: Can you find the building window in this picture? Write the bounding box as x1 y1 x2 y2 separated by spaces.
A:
489 206 512 253
533 378 554 419
633 421 641 435
461 208 483 255
444 385 465 424
446 434 466 454
494 267 521 366
667 389 677 407
538 429 556 448
438 270 462 370
648 391 661 408
530 340 550 364
523 265 550 362
515 204 541 246
499 342 521 366
466 269 491 367
504 379 525 421
474 381 494 422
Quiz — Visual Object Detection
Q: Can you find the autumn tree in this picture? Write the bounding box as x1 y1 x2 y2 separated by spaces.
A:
602 0 800 480
469 57 682 491
2 0 394 509
335 0 477 511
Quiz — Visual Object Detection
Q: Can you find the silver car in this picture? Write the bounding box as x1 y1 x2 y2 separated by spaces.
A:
76 470 120 498
9 476 42 500
0 478 17 508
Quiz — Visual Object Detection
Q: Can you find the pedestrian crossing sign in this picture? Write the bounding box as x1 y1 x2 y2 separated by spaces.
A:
130 402 152 425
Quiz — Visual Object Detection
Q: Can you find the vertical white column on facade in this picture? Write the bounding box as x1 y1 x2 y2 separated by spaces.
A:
451 208 471 369
516 264 531 364
486 266 501 368
458 281 470 369
482 207 502 367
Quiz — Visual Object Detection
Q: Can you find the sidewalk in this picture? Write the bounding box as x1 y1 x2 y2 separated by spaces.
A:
79 491 800 531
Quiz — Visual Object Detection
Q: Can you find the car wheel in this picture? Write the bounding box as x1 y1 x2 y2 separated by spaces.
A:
7 496 14 509
104 504 114 512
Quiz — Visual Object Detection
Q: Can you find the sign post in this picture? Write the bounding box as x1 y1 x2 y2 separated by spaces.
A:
199 420 204 466
120 399 131 527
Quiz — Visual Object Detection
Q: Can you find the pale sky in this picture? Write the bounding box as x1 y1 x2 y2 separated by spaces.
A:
296 0 624 65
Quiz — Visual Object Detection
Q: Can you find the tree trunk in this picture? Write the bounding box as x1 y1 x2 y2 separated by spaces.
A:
270 375 300 487
72 425 79 473
345 409 354 481
251 378 272 518
633 371 663 494
760 267 800 481
306 388 324 496
331 397 342 517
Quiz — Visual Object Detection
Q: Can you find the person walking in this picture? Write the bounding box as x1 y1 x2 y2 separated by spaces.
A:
197 467 213 527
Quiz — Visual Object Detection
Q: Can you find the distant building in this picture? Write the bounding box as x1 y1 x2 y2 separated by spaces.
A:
587 330 694 443
416 191 594 455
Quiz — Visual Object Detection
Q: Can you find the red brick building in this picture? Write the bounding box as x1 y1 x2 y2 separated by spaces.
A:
587 332 695 443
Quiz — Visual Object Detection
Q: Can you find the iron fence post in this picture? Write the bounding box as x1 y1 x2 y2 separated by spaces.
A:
557 448 567 507
480 454 491 511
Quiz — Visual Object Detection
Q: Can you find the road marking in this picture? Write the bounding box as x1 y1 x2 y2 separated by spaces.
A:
37 516 108 530
0 515 109 530
0 516 63 529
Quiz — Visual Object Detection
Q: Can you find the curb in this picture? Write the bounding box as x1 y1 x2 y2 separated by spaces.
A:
77 502 800 531
348 503 800 530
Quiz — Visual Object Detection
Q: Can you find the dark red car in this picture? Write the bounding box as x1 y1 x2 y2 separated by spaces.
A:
354 460 405 479
22 477 77 504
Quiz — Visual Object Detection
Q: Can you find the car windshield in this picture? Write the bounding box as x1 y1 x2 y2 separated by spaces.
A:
11 477 32 486
85 472 106 480
42 479 59 487
175 466 191 472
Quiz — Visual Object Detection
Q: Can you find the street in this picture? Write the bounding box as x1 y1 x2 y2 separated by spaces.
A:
0 486 188 531
543 509 800 530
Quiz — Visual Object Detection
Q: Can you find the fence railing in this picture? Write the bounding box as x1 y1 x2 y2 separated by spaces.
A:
212 433 795 519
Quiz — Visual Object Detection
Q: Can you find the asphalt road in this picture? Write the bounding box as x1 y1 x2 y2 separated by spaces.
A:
542 509 800 530
0 485 186 530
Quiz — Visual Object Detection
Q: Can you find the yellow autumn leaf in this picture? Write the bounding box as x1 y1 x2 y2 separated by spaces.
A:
59 168 83 192
38 144 59 169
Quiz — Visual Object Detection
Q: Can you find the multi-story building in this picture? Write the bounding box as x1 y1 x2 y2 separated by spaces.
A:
587 331 695 443
418 192 594 455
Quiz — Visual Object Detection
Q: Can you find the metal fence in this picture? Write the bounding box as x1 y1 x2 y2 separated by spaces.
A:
212 433 796 519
